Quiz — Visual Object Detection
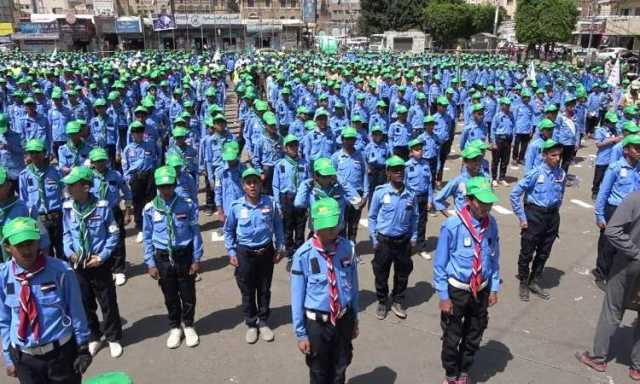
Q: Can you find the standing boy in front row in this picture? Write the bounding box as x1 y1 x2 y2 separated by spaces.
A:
434 176 501 384
290 197 359 384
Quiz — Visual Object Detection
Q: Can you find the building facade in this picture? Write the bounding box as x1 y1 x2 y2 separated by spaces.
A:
575 0 640 50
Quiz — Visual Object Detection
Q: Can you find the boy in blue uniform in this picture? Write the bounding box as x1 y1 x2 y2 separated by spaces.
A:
592 112 622 200
490 97 515 187
417 115 440 188
434 176 501 384
61 166 123 359
406 139 434 260
368 156 418 320
0 217 92 384
58 121 93 176
166 154 198 204
290 197 359 384
90 147 132 287
510 139 566 301
224 168 285 344
364 125 390 203
143 166 203 349
273 134 310 270
214 142 244 224
19 139 64 260
523 118 555 173
434 147 488 214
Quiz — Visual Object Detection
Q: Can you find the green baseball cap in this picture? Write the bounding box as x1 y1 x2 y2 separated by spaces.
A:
172 127 189 137
107 91 120 101
544 104 558 113
311 197 341 231
24 139 45 152
604 111 618 124
472 103 484 112
371 124 384 133
133 106 148 114
65 120 81 135
424 115 435 124
242 167 261 179
623 134 640 147
0 166 7 184
212 113 226 123
154 166 177 186
499 97 511 105
341 127 358 139
538 118 555 131
222 142 239 161
351 114 364 123
623 121 640 133
465 176 498 204
313 157 337 176
305 120 317 131
263 111 277 126
541 139 562 151
462 146 483 160
436 96 449 106
385 155 405 168
141 98 155 108
395 105 408 114
469 139 489 151
408 138 423 149
296 106 310 115
23 97 35 105
376 100 387 108
623 106 638 115
254 100 268 112
89 147 108 162
93 98 107 107
2 217 40 246
62 166 94 185
129 121 145 132
283 134 299 146
415 92 426 101
166 153 185 167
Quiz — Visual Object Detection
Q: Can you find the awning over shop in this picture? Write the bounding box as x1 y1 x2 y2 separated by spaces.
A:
12 32 60 40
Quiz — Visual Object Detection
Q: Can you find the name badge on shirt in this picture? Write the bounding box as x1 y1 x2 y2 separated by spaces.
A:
464 237 472 247
383 194 391 204
260 206 271 214
537 174 545 184
153 211 163 222
175 213 187 221
240 208 249 219
40 281 56 293
621 168 628 178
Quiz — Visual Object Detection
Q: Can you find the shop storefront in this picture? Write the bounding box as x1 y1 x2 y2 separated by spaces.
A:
115 16 144 50
12 21 60 52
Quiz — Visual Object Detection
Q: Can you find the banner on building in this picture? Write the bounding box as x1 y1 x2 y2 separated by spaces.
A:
116 17 142 34
302 0 316 23
0 23 13 36
152 14 177 31
18 22 59 34
93 0 115 16
174 13 242 26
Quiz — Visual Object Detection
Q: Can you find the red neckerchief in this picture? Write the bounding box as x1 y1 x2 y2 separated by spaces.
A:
457 205 489 299
12 255 47 342
311 236 340 326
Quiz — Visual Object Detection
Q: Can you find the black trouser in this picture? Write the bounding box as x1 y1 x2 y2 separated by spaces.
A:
154 246 196 328
368 167 386 207
512 133 531 163
517 204 560 281
393 146 409 161
416 193 429 244
592 164 608 196
587 115 599 135
344 192 363 242
595 203 618 281
491 135 512 181
39 211 63 260
305 308 356 384
105 144 117 167
205 166 219 209
561 145 575 174
426 157 438 188
75 264 123 342
9 338 81 384
437 139 453 182
440 286 489 379
129 171 155 230
281 196 308 259
110 206 126 274
234 243 275 327
262 165 274 196
52 141 65 161
372 234 413 303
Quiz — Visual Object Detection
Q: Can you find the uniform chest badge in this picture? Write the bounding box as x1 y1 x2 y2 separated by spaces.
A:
464 237 472 247
537 174 545 184
240 208 249 219
153 211 163 222
621 168 628 178
383 194 391 204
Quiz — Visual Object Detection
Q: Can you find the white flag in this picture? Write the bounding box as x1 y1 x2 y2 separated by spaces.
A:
49 47 57 61
607 58 620 87
527 61 536 82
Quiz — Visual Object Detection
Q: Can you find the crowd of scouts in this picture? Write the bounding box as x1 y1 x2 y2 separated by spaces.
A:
0 49 639 384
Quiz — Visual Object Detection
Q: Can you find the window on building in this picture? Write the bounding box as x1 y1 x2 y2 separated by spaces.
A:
247 0 255 7
265 0 271 6
291 0 297 7
621 8 630 15
635 7 640 16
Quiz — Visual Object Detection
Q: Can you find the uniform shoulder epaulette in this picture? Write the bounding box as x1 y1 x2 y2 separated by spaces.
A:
144 201 155 211
62 200 73 209
374 184 387 191
96 200 108 208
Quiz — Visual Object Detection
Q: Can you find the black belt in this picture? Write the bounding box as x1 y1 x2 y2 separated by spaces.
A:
524 203 559 214
155 244 193 259
495 134 512 139
377 233 410 243
39 210 61 221
238 242 273 255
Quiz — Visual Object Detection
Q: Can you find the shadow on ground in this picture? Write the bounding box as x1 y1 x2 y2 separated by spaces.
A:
470 340 514 383
348 366 398 383
195 304 292 336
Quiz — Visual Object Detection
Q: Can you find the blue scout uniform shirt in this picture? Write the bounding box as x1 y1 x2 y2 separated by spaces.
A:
482 96 498 126
223 195 284 258
290 237 359 341
48 105 71 143
330 115 351 137
368 112 388 135
62 198 120 263
294 179 360 229
405 157 433 199
276 98 295 127
594 158 640 224
57 141 92 174
368 183 418 248
594 125 618 165
89 114 119 148
433 173 480 212
214 163 246 215
288 118 306 140
17 114 51 152
408 104 426 131
514 102 534 134
490 111 515 143
460 120 487 150
122 140 159 181
0 130 25 179
523 136 546 173
272 156 310 207
301 129 336 163
509 163 566 222
142 194 203 267
107 104 130 134
167 143 198 177
388 120 412 149
433 213 501 300
201 131 235 181
175 171 198 203
610 141 624 163
91 169 132 210
68 102 89 122
0 257 91 367
364 141 390 170
331 149 369 199
553 113 580 146
19 165 64 217
252 134 283 172
416 131 440 161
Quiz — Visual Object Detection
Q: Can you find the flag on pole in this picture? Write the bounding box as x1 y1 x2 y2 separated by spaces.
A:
527 61 536 82
607 58 621 87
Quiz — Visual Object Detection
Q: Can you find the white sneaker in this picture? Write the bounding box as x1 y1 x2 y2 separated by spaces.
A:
245 327 258 344
259 325 275 342
166 328 183 349
500 179 510 187
108 341 123 358
183 327 199 347
114 273 126 286
135 232 144 243
420 251 432 260
492 180 499 188
88 340 102 356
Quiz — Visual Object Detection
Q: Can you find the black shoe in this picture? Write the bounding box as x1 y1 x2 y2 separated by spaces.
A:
519 282 530 302
376 301 388 320
594 279 607 292
528 279 550 300
391 302 407 319
285 259 292 272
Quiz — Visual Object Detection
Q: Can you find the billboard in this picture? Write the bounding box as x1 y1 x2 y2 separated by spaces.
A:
93 0 115 16
116 17 142 34
302 0 316 23
0 23 13 36
152 14 177 31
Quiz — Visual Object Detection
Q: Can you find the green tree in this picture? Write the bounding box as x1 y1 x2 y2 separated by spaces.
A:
358 0 429 35
515 0 578 46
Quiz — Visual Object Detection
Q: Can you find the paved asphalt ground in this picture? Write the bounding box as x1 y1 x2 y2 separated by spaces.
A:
65 131 638 384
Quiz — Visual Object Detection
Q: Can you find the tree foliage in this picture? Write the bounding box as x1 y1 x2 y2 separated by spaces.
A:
358 0 430 35
515 0 578 45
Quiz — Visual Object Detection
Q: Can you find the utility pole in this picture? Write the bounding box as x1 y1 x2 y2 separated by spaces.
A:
170 0 177 49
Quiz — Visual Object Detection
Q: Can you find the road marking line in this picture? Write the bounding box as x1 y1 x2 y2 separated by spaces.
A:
443 167 450 171
492 205 513 215
509 166 519 170
571 199 593 209
211 231 224 242
359 218 368 228
574 164 582 168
